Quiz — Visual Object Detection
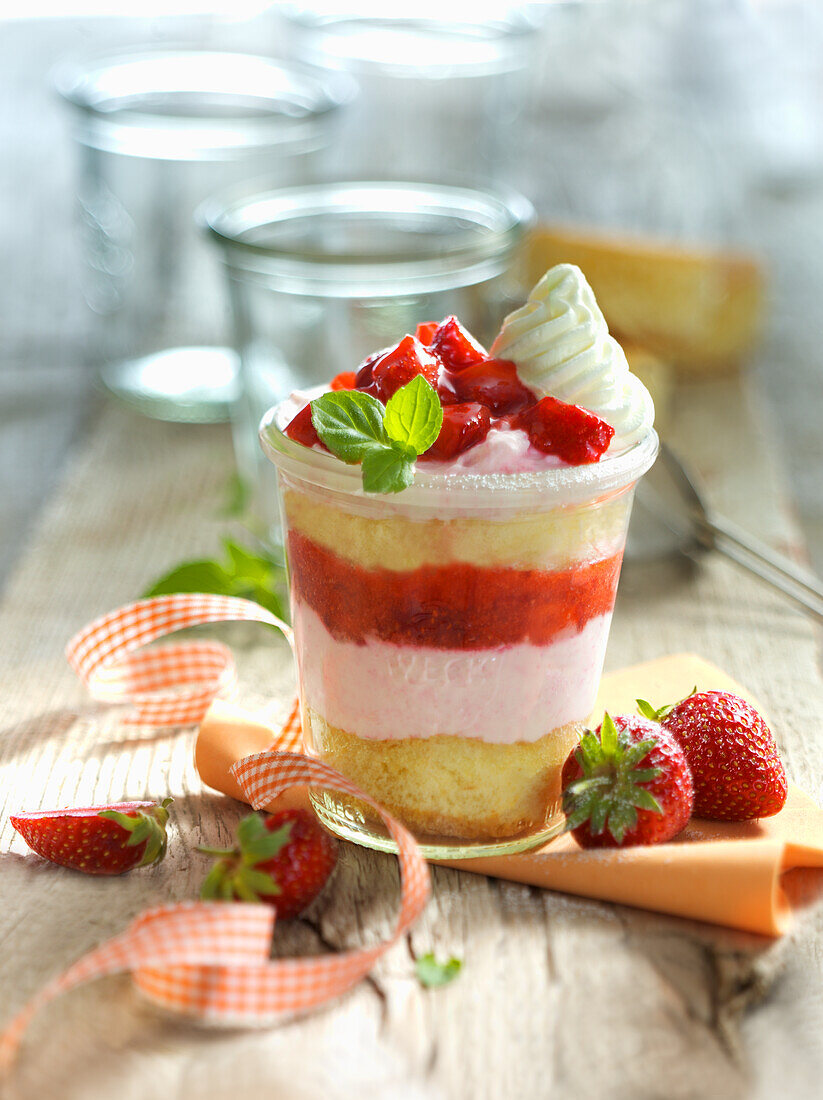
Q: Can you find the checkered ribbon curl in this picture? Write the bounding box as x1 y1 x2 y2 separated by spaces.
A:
0 594 431 1071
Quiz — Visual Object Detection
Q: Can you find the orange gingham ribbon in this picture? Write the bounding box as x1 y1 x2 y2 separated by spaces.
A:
0 594 430 1071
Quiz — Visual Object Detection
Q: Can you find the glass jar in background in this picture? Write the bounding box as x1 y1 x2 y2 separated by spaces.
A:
202 180 534 537
280 9 539 189
53 50 353 423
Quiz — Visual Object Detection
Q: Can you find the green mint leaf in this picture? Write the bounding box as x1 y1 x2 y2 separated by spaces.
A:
311 390 388 462
218 472 251 519
361 445 416 494
143 560 236 598
415 952 462 988
223 538 274 586
142 540 289 623
383 375 443 455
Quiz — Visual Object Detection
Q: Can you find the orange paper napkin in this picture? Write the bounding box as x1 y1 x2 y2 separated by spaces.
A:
196 654 823 938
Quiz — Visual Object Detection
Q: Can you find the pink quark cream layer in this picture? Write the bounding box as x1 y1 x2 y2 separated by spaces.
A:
295 603 612 745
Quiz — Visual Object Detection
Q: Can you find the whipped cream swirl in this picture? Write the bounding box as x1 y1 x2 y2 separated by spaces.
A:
491 263 654 450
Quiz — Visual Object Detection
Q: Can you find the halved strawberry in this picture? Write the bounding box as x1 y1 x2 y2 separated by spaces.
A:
364 335 440 403
449 357 534 415
10 799 172 875
421 402 491 461
285 403 325 450
431 316 486 371
200 808 338 919
518 395 614 464
330 371 357 391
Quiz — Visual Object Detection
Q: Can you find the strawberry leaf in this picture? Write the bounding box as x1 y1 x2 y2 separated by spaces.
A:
201 862 229 900
237 815 292 865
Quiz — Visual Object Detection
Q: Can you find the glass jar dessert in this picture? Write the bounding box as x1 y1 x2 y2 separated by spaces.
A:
259 264 658 858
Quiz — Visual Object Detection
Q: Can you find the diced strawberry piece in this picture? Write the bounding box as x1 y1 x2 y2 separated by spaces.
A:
415 321 439 346
449 357 534 415
421 402 491 461
431 316 487 371
285 403 325 450
435 371 462 406
330 371 357 391
365 335 441 403
354 350 384 390
519 395 614 464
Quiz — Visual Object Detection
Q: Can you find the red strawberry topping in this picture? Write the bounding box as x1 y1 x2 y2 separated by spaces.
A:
415 321 439 345
330 371 357 391
640 691 788 821
561 715 693 847
362 335 440 403
421 402 491 461
200 808 338 919
430 315 487 371
448 357 534 415
518 395 615 464
10 799 172 874
284 403 325 450
354 349 384 390
285 314 622 470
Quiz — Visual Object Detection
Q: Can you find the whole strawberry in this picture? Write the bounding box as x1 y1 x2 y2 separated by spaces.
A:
561 714 694 847
10 799 172 874
200 808 338 918
639 692 788 821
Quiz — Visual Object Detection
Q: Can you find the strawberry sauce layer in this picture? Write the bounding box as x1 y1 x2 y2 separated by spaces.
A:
288 529 623 649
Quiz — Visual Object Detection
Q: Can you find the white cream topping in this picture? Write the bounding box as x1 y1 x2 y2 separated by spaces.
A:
491 263 654 450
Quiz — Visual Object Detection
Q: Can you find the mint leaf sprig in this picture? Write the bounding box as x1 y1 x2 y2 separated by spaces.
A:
143 537 288 622
310 375 443 494
415 952 463 988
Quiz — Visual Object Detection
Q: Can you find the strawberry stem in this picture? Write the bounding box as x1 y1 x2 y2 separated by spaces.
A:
636 687 697 724
98 797 172 868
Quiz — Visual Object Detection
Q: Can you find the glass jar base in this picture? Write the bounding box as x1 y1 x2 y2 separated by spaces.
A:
100 346 240 423
310 789 567 860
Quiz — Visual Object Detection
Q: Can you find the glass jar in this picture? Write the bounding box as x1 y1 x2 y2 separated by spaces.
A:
260 408 659 859
281 10 540 188
202 180 534 533
54 49 352 422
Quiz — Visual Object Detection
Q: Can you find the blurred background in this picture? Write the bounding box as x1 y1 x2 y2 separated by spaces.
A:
3 0 823 591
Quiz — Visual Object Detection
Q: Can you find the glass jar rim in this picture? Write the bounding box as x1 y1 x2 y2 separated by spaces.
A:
52 49 355 156
260 404 659 514
284 11 540 77
201 180 535 289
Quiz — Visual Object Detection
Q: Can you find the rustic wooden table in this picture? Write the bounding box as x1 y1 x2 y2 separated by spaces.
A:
4 12 823 1100
1 373 822 1100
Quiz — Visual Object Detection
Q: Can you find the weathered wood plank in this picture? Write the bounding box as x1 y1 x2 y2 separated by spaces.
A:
1 383 821 1099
